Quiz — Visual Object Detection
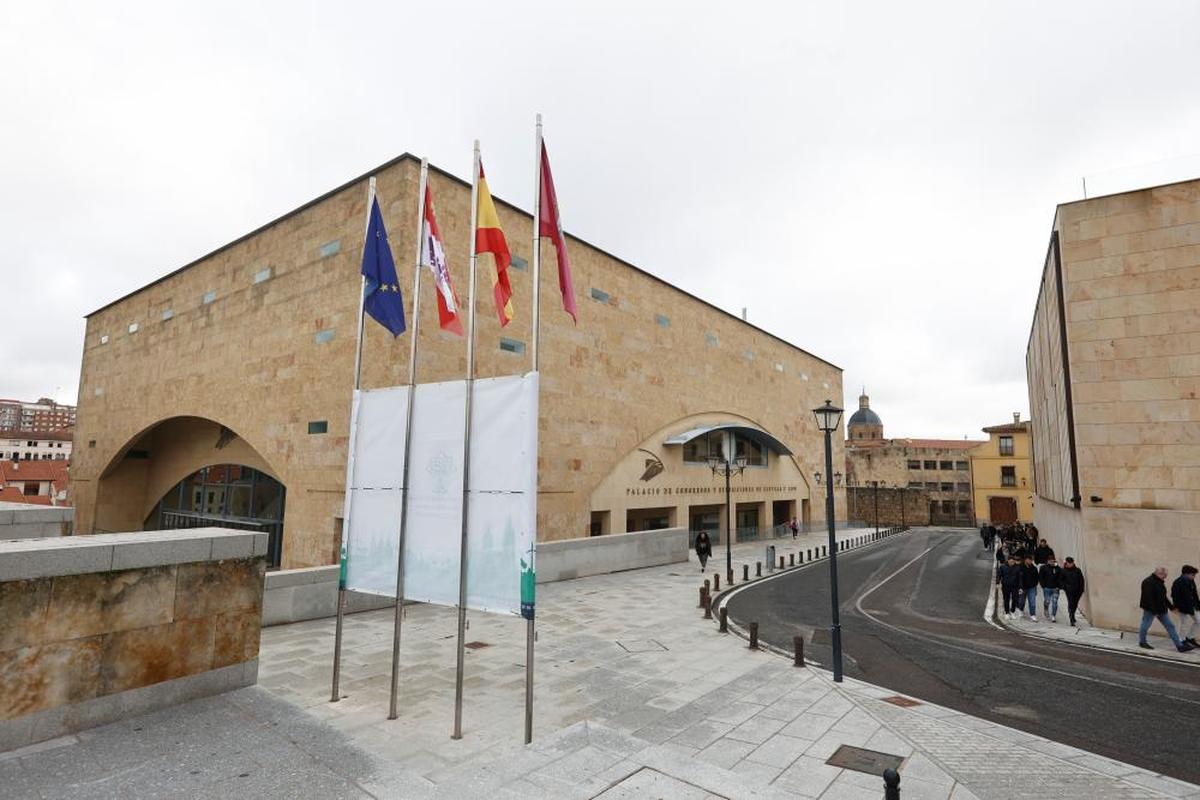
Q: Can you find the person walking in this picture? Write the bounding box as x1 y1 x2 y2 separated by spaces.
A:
1171 565 1199 648
998 556 1020 619
1033 538 1055 566
1059 557 1086 627
1038 556 1062 622
1138 567 1194 652
1018 555 1040 621
694 531 712 572
789 518 799 539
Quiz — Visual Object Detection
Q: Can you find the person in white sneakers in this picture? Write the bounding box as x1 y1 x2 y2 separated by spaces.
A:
1018 556 1040 622
1038 556 1063 622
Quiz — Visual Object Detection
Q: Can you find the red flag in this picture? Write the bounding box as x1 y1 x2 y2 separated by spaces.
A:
538 141 577 323
422 185 464 336
476 160 514 326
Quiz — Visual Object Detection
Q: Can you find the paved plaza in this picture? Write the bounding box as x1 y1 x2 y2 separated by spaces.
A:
3 526 1199 798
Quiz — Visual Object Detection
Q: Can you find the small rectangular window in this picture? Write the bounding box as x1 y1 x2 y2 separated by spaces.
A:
940 482 953 492
1001 466 1017 487
774 363 784 373
705 333 719 347
908 480 922 488
743 349 755 361
907 460 921 470
655 314 670 328
308 421 328 434
939 460 952 470
128 322 139 334
320 240 341 258
925 481 937 490
253 267 272 284
314 329 335 344
161 309 174 321
956 482 970 492
941 500 954 513
955 460 968 470
510 254 528 271
499 337 526 355
923 460 936 470
202 290 217 305
999 436 1014 456
94 387 104 397
590 287 609 303
88 440 96 448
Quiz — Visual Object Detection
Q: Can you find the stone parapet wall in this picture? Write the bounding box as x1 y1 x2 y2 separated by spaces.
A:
0 504 73 539
0 528 266 751
536 527 689 583
846 487 931 528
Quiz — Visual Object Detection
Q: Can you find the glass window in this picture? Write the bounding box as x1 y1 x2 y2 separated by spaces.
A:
1001 466 1016 487
957 500 970 513
655 314 670 328
940 482 953 491
735 435 767 467
955 460 968 470
956 482 970 492
308 420 328 434
908 480 922 488
907 460 921 470
590 287 609 303
999 436 1014 456
253 267 272 284
499 337 526 354
319 240 341 258
162 309 174 321
510 254 528 271
925 481 938 490
939 460 952 470
202 290 217 305
941 500 954 513
923 460 936 470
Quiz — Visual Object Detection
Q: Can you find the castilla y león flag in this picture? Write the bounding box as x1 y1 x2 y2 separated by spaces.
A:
422 185 464 336
475 161 514 326
538 141 577 323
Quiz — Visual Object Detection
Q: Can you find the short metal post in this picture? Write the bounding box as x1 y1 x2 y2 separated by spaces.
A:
779 556 785 570
884 767 900 799
719 606 728 632
703 598 712 619
789 553 795 566
793 635 804 666
822 545 827 557
728 568 735 586
704 578 710 596
743 564 749 582
699 585 708 608
748 622 759 649
713 573 720 591
756 561 762 577
807 548 812 561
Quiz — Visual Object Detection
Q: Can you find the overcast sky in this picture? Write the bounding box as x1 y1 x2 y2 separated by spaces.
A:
4 1 1200 438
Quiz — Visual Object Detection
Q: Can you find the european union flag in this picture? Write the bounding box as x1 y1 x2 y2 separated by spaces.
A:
361 196 406 337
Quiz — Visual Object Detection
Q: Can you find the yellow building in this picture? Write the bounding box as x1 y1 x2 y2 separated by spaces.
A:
968 415 1033 525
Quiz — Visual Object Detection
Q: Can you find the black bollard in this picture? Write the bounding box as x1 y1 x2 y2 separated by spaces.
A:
727 568 734 586
713 573 720 592
699 585 707 608
883 768 900 799
719 606 728 633
743 564 749 582
748 622 759 650
807 548 812 561
703 598 712 619
756 561 762 577
779 556 785 570
822 545 827 557
793 635 804 666
789 553 795 566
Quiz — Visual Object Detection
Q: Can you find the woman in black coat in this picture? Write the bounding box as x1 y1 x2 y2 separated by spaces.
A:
694 531 712 571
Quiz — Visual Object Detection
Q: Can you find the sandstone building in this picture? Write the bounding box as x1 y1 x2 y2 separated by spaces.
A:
844 393 981 525
967 415 1033 526
72 153 845 569
1028 176 1200 631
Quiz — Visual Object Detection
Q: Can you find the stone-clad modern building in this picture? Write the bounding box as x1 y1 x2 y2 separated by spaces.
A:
72 154 845 569
1028 177 1200 630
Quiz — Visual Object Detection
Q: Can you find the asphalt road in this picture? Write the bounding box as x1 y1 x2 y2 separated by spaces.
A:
723 527 1200 785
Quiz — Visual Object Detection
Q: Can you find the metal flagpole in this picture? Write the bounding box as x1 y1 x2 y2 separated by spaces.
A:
387 160 429 720
331 176 376 703
524 113 544 746
452 142 481 740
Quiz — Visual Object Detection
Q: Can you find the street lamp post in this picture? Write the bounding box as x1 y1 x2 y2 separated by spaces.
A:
813 400 844 682
708 431 747 586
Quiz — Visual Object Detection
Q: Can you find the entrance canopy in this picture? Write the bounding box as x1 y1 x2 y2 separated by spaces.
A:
663 423 792 456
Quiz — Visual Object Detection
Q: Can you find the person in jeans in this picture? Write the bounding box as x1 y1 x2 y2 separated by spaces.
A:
997 556 1020 619
1171 565 1199 647
1018 555 1041 621
1038 556 1062 622
1139 567 1194 652
1059 557 1086 627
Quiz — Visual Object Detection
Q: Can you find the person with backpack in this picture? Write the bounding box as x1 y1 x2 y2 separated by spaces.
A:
1139 567 1194 653
1059 557 1086 627
1171 565 1199 648
1038 556 1062 622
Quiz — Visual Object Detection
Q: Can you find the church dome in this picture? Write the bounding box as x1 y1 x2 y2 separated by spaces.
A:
848 407 882 427
846 391 883 439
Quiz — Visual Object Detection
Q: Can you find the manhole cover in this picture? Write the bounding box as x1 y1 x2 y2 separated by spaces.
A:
826 744 905 776
465 641 489 650
881 695 921 708
616 639 668 653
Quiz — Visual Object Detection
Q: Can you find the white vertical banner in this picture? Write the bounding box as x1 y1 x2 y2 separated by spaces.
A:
342 372 538 617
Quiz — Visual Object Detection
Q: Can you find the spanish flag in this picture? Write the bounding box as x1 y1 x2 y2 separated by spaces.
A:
475 161 514 326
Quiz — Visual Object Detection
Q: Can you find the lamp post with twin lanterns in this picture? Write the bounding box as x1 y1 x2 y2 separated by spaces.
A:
707 431 747 586
813 400 845 682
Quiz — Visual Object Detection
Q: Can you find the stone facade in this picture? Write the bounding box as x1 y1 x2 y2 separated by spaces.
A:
846 485 930 528
1027 177 1200 630
72 154 844 569
0 529 265 750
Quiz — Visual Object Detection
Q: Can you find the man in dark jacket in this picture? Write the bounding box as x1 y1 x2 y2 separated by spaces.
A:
997 557 1021 619
1171 565 1199 647
1033 539 1054 566
1018 556 1041 621
1139 567 1193 652
1059 557 1086 626
1038 557 1062 622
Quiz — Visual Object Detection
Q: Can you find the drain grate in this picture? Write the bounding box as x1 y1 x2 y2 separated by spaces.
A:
465 641 490 650
826 744 905 776
881 695 921 708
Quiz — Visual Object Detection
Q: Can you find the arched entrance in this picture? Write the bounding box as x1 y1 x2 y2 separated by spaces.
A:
147 464 286 567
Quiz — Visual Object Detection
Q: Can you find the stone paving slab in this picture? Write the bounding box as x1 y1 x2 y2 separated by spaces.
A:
3 526 1198 798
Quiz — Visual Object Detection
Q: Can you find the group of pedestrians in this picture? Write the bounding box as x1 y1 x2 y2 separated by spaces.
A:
995 541 1086 626
1138 565 1198 653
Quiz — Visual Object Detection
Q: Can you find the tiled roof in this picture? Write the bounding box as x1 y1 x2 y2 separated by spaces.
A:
0 429 74 442
0 459 71 484
0 486 52 505
982 422 1030 434
847 438 984 451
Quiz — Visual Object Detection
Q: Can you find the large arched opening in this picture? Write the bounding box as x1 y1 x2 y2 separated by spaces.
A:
93 416 286 566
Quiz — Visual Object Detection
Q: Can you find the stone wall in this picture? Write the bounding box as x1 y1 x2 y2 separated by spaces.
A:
846 486 930 528
261 565 392 627
0 528 265 751
0 504 73 539
536 527 689 583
